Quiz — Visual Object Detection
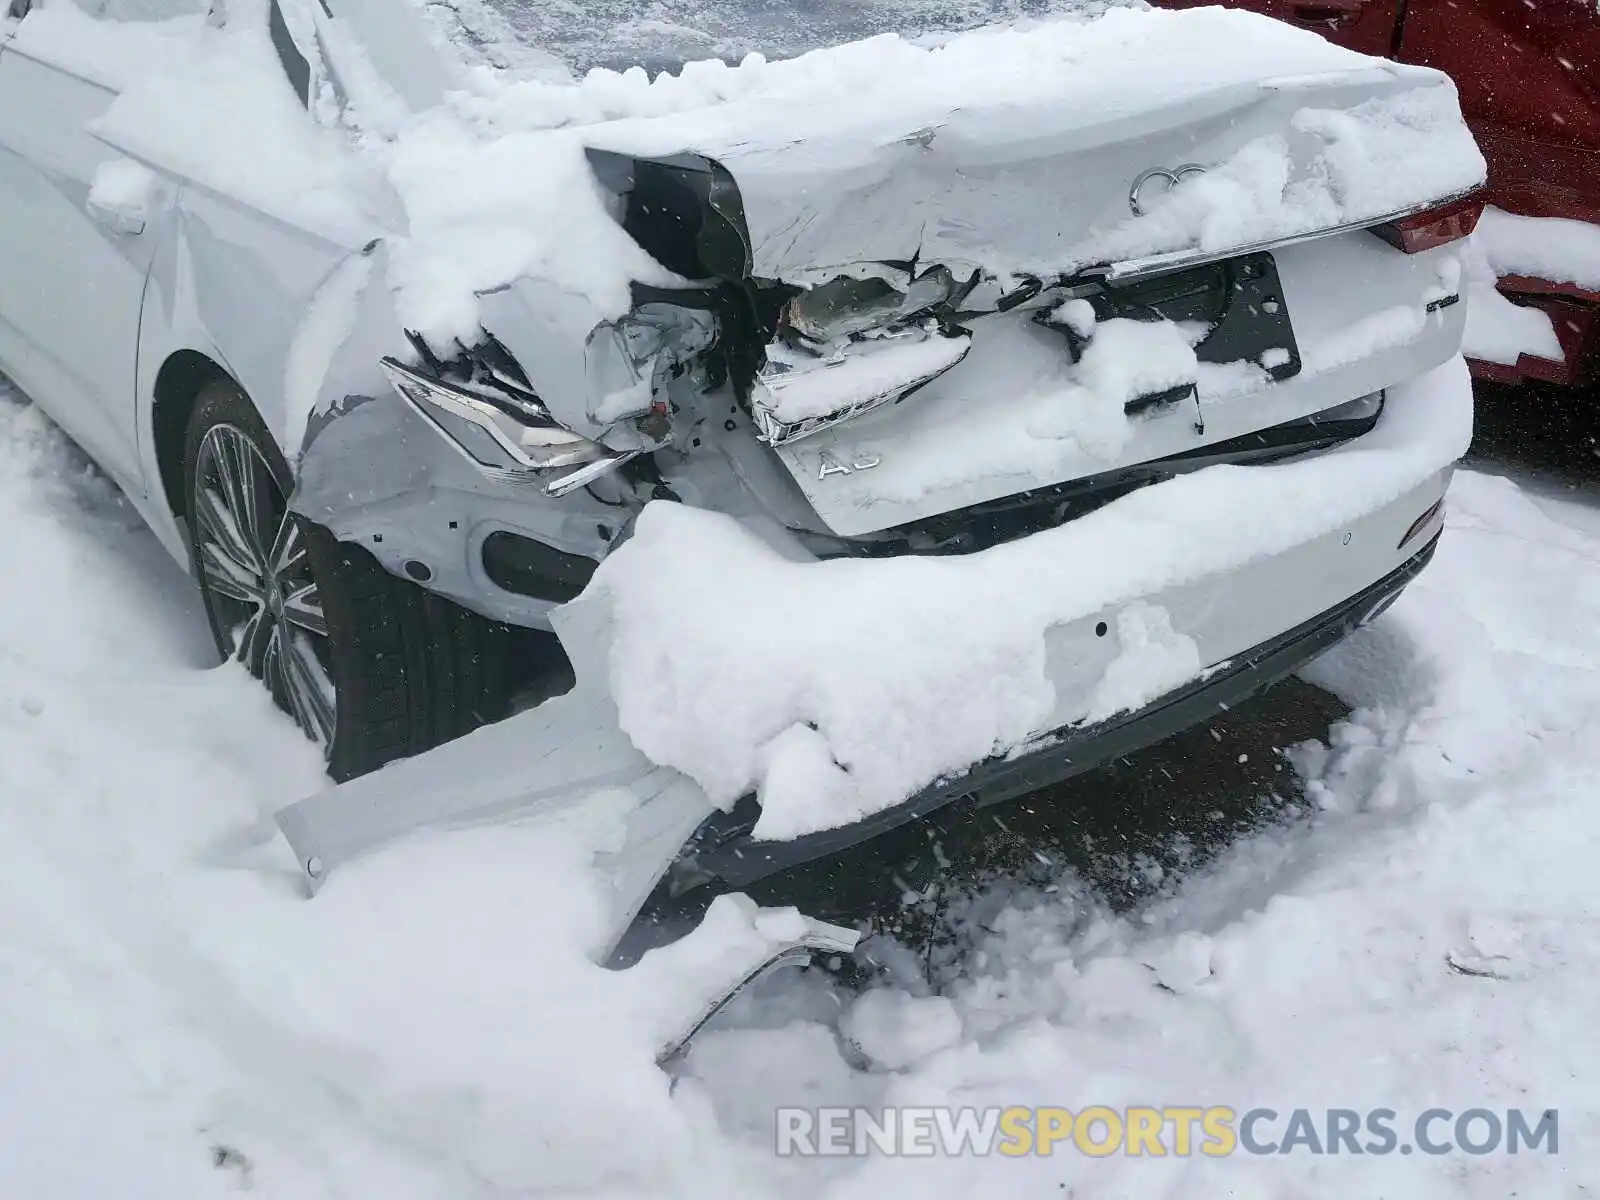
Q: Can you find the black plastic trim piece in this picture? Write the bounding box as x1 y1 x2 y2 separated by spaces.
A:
482 532 598 603
812 394 1385 559
267 0 312 108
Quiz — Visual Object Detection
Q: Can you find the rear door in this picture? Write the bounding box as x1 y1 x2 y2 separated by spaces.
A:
0 3 168 491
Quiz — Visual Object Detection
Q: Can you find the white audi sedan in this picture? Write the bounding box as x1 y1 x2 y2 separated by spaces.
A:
0 0 1481 890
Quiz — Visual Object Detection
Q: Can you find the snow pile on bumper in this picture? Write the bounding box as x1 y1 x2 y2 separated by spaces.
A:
592 358 1473 841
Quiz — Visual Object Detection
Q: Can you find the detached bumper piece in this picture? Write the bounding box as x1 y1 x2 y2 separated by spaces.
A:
672 531 1441 890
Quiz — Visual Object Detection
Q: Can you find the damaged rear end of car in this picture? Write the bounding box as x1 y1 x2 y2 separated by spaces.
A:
281 5 1483 1016
316 20 1482 616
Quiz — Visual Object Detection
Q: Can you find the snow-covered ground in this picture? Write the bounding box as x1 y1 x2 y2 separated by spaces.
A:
2 372 1599 1195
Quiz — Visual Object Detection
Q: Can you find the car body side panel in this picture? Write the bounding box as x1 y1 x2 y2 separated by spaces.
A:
131 175 396 562
0 40 164 491
1402 0 1600 169
128 182 631 612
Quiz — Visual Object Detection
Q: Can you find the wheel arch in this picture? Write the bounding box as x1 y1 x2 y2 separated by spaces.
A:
150 349 235 520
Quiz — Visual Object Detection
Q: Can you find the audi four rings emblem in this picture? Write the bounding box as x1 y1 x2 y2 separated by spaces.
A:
1129 163 1207 216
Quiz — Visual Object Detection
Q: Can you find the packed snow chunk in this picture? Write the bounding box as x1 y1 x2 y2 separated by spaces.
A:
841 989 964 1071
384 120 681 343
593 359 1472 841
1082 602 1202 724
1083 85 1484 269
85 158 158 227
1475 205 1600 292
1045 297 1098 339
1027 318 1197 459
750 723 865 841
91 0 387 242
597 503 1055 834
1460 234 1564 367
1463 284 1563 367
1143 931 1217 995
1072 317 1199 398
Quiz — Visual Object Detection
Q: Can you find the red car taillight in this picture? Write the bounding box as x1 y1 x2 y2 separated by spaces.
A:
1371 195 1484 254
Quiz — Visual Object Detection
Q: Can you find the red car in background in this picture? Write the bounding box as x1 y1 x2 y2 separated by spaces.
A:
1159 0 1600 387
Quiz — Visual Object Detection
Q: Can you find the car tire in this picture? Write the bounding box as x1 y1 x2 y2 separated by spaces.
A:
182 375 511 781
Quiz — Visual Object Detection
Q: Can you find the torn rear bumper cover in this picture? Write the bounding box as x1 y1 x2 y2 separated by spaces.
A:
673 529 1440 891
274 521 1445 920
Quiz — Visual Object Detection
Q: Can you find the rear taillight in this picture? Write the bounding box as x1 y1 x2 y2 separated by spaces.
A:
1371 195 1483 254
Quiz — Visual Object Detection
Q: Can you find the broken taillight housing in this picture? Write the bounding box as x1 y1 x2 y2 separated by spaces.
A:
381 357 641 499
1371 194 1484 254
783 266 962 350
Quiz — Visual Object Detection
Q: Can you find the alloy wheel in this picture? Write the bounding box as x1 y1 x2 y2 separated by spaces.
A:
192 423 337 751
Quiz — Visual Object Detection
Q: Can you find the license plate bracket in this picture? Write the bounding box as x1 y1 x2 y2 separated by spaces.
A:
1088 251 1303 416
1104 250 1300 373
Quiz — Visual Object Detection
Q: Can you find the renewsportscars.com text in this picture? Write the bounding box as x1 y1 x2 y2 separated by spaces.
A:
775 1106 1559 1158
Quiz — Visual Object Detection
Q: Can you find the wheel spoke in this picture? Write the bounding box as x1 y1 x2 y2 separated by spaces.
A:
281 580 327 637
261 631 286 702
214 428 269 559
271 516 307 577
199 536 265 601
202 565 263 607
281 629 337 745
194 484 264 578
233 607 271 673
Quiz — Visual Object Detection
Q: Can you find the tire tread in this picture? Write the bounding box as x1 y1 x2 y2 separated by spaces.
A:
182 375 510 783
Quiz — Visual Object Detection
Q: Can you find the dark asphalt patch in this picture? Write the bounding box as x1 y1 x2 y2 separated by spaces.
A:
739 676 1349 961
1466 378 1600 491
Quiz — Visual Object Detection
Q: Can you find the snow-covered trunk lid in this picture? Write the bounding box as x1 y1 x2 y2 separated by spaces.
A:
684 63 1485 537
705 65 1475 287
562 34 1482 534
